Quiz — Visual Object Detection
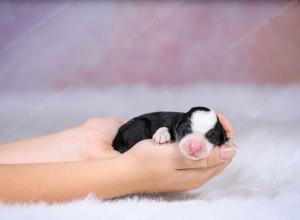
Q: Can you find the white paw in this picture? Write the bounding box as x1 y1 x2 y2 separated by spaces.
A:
152 127 171 144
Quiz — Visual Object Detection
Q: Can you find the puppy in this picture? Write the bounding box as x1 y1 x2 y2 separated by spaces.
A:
113 107 229 160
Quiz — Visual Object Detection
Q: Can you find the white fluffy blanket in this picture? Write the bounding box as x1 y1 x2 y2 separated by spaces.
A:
0 84 299 219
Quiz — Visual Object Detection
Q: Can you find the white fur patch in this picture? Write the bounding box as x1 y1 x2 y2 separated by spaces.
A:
152 127 171 144
190 110 217 134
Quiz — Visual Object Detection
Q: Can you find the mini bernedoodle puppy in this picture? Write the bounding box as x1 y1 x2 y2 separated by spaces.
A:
113 107 233 160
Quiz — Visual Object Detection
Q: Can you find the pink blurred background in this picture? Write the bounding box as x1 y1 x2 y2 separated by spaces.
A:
1 2 300 215
1 0 300 142
1 0 299 90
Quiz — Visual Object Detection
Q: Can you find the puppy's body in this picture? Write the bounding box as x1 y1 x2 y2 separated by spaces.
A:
113 111 182 153
113 107 228 159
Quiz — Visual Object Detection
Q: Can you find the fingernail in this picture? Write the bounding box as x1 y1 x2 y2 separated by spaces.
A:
221 147 236 160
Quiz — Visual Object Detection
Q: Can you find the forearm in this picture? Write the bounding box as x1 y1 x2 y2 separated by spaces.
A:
0 156 135 203
0 127 84 164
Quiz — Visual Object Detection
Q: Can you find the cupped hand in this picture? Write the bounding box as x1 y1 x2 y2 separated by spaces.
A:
77 117 125 160
79 112 235 160
121 112 236 193
78 113 235 193
123 140 236 193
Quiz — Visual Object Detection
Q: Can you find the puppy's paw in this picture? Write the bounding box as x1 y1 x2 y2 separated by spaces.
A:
152 127 171 144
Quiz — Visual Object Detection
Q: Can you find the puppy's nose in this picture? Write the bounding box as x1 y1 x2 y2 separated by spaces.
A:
179 134 212 160
187 140 204 155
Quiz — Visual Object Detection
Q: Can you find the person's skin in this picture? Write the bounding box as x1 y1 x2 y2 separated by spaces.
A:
0 113 236 203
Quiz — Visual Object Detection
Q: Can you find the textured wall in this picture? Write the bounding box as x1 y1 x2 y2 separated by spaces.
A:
0 1 300 90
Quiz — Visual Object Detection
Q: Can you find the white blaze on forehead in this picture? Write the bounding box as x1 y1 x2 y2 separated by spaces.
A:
190 110 217 134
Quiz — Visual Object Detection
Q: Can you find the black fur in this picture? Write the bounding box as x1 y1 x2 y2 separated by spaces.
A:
205 117 228 145
112 107 228 153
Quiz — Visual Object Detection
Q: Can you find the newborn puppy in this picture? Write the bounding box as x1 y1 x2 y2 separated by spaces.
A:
113 107 229 160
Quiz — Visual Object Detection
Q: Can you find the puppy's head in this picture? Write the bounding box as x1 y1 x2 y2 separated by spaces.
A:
174 107 228 160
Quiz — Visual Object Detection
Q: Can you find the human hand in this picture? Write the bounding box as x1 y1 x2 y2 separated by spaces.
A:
123 139 236 193
121 112 236 193
78 112 235 161
217 112 235 139
76 117 125 160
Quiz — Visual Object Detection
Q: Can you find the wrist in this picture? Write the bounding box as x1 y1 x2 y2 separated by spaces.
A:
117 153 147 195
94 155 140 199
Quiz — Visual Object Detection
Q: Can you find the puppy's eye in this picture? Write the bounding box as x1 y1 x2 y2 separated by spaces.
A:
205 129 224 145
178 123 189 130
205 130 215 138
175 123 191 140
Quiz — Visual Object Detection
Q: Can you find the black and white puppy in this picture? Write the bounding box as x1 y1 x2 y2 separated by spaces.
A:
113 107 229 160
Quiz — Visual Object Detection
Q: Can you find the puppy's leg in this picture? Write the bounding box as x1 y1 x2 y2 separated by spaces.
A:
113 118 151 153
152 127 171 144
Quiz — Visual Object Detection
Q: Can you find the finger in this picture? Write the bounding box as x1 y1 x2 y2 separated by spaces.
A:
119 119 127 124
106 150 121 157
110 118 126 127
179 160 231 188
217 112 235 139
87 136 121 158
178 146 236 169
97 149 121 159
109 118 126 138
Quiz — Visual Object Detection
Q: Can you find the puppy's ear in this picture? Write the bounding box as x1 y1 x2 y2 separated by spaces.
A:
206 118 228 146
216 115 229 143
186 106 210 116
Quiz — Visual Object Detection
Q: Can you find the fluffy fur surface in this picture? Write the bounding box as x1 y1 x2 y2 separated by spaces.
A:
0 84 299 219
190 110 217 134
